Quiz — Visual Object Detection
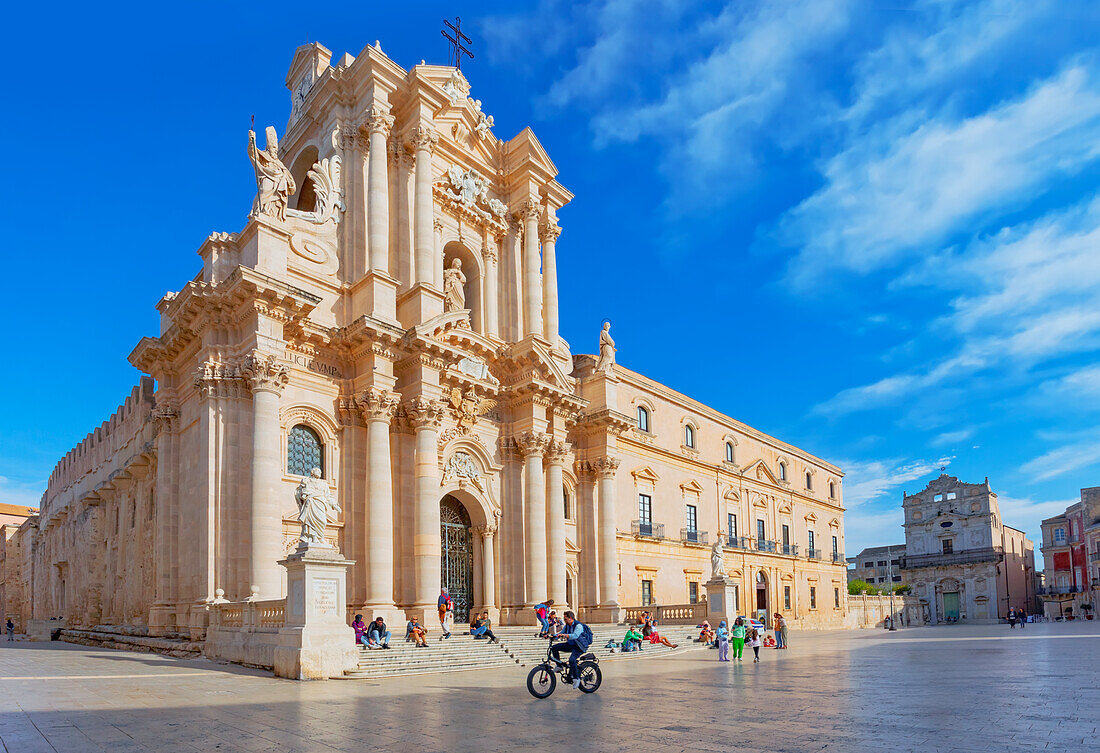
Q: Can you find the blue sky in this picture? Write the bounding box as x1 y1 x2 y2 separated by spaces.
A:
3 1 1099 555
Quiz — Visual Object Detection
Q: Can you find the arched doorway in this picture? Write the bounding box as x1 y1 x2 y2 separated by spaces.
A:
441 495 474 622
755 571 768 621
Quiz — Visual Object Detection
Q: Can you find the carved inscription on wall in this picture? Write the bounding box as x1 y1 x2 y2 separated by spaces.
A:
285 351 343 379
312 578 338 616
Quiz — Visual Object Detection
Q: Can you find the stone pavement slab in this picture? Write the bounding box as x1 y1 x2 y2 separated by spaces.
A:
0 622 1096 752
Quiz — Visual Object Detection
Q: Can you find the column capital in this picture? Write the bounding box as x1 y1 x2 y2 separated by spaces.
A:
539 222 561 244
574 459 596 483
472 522 498 539
355 388 400 423
593 456 621 479
366 105 395 137
481 242 498 265
515 430 551 458
399 397 446 429
515 199 541 224
546 439 572 465
409 123 439 153
194 360 249 400
337 122 368 152
241 353 290 396
152 405 179 436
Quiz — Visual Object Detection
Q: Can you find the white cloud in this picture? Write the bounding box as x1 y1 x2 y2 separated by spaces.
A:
1041 364 1100 405
1020 438 1100 482
843 508 906 554
841 455 952 508
932 428 974 447
996 494 1078 542
0 475 43 510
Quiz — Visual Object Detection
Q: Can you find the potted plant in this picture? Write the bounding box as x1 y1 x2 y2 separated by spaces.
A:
1064 606 1075 621
1082 603 1093 620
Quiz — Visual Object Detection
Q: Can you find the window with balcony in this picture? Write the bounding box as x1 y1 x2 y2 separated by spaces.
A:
686 504 698 533
808 530 816 553
832 535 839 556
942 539 954 554
641 579 653 606
727 513 737 540
638 494 652 529
757 519 766 542
637 405 649 432
782 524 790 548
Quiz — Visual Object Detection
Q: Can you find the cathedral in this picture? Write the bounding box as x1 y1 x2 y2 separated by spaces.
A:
4 40 849 637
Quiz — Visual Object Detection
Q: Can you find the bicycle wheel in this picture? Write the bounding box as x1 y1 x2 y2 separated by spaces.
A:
577 661 602 693
527 665 557 698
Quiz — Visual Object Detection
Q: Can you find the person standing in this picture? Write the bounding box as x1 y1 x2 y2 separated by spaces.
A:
716 620 730 662
5 619 13 641
731 617 746 661
534 600 553 637
747 626 762 662
1007 608 1017 629
1019 608 1027 629
777 614 789 649
438 588 454 639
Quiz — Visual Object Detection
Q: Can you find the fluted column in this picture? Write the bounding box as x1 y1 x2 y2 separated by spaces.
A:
540 222 561 345
412 125 439 287
480 523 497 610
594 456 621 608
574 461 598 611
519 201 543 337
517 431 550 604
483 242 500 338
149 404 179 635
355 388 400 613
241 354 289 599
367 107 395 274
405 398 445 614
545 440 570 605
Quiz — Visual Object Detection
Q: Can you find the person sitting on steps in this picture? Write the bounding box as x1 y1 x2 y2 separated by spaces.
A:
471 611 498 643
367 617 391 649
406 616 429 648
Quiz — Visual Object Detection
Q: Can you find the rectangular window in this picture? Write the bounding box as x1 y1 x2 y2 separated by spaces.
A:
832 535 839 556
782 525 790 547
728 513 737 540
757 519 766 542
784 586 791 610
942 539 953 554
641 580 653 606
1054 528 1066 543
688 582 698 604
892 576 902 582
686 504 698 533
878 577 885 583
890 559 900 566
934 493 943 502
563 489 571 521
810 587 817 609
638 494 652 526
877 560 887 567
863 561 873 568
834 587 840 608
808 530 816 552
947 492 956 500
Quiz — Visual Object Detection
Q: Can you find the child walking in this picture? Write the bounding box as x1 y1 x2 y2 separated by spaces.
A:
716 620 730 662
747 626 762 662
731 617 746 661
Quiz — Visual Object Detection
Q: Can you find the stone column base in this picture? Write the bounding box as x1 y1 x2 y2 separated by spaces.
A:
27 619 66 641
499 605 533 626
705 578 738 627
276 545 358 680
148 603 173 637
586 605 623 624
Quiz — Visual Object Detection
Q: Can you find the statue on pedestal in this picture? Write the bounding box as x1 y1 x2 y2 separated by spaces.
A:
444 258 467 312
248 125 296 221
711 532 727 580
294 468 339 548
595 321 616 373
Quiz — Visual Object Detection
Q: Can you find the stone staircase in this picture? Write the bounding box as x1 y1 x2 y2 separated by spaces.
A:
338 623 701 680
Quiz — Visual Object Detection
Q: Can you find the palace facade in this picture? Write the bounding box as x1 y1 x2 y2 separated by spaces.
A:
3 40 847 636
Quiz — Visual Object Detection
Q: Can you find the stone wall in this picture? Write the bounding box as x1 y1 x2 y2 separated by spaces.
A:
846 592 925 629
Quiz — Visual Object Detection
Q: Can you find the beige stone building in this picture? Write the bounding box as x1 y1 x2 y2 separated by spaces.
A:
2 40 847 637
0 504 37 631
901 474 1036 623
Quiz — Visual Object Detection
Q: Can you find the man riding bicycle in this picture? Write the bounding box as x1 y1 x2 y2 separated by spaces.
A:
549 611 592 689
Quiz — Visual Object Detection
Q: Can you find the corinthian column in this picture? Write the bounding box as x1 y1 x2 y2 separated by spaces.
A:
545 440 570 605
480 522 498 614
149 404 178 636
519 201 543 338
241 353 289 600
483 242 500 338
594 456 621 615
355 388 400 619
404 397 445 618
574 460 598 613
517 431 550 605
411 125 439 288
367 106 395 275
540 222 561 346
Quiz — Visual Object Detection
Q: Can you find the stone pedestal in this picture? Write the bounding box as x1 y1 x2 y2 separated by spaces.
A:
586 605 624 624
706 577 738 626
27 618 66 641
273 546 358 680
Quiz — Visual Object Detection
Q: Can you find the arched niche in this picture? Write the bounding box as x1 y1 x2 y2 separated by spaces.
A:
442 240 484 333
289 145 319 211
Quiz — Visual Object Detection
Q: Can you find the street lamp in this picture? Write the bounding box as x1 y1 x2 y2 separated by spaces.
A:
887 554 898 631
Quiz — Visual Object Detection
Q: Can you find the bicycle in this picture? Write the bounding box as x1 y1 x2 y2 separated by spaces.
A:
526 636 602 698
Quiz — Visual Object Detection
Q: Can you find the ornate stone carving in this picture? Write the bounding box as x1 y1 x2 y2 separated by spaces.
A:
354 388 399 423
441 451 484 492
546 440 572 464
448 387 497 433
443 258 467 312
294 468 340 549
472 99 495 137
539 222 562 244
400 398 446 429
440 166 508 223
592 456 621 478
240 353 289 395
520 199 541 223
595 321 616 374
195 360 247 400
248 126 295 221
286 134 345 227
574 459 596 482
515 431 551 458
152 405 179 435
441 70 469 105
366 105 395 137
410 124 439 152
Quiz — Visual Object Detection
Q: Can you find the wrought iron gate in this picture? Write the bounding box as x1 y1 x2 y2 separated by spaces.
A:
440 496 473 622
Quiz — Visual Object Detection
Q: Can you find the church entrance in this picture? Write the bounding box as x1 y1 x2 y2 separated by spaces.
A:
440 495 474 622
755 571 768 621
942 592 960 621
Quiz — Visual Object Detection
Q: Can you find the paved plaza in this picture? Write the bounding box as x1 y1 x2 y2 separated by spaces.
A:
1 623 1096 753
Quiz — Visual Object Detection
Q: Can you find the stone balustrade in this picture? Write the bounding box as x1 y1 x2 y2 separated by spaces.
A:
622 602 707 625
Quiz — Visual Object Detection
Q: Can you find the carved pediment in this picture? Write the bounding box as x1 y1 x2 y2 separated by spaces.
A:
744 458 780 485
631 466 660 485
681 479 705 495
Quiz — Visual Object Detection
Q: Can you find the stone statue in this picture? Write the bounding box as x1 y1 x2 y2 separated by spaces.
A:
294 468 340 547
248 125 296 221
595 321 616 373
711 532 727 579
444 258 467 312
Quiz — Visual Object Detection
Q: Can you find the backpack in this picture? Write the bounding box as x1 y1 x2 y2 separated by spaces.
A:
575 622 593 651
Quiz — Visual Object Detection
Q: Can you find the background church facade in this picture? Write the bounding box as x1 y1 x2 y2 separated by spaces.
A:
2 40 848 636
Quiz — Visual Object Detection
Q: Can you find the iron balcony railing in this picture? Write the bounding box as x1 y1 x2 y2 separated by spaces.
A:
680 528 708 545
631 520 664 539
806 548 822 560
900 548 1002 569
832 551 845 564
756 539 777 553
726 536 751 550
1090 551 1100 562
780 544 799 556
1038 585 1081 595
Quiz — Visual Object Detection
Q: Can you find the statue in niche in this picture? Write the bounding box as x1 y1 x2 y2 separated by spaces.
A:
294 468 340 548
711 532 727 580
248 125 296 221
444 258 467 312
595 321 616 374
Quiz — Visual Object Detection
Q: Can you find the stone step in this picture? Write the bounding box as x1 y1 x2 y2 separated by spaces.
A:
58 629 203 658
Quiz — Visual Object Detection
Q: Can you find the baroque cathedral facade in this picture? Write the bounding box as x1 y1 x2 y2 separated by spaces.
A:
5 41 849 636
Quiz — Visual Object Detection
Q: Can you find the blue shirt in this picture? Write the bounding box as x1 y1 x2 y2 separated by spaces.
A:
564 621 585 643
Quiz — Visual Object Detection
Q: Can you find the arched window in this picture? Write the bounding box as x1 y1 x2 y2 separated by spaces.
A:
778 461 787 481
725 442 735 463
637 405 649 432
684 424 695 448
563 489 572 521
805 471 813 490
829 481 836 499
287 424 323 477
